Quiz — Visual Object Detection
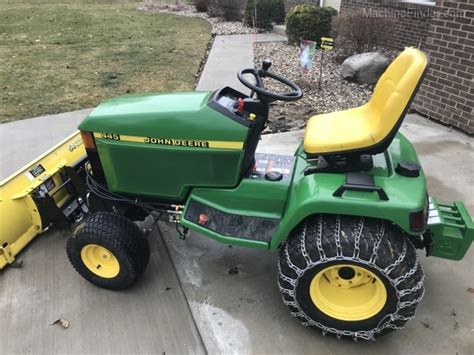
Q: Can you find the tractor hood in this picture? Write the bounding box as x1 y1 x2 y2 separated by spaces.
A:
78 90 252 200
79 91 248 142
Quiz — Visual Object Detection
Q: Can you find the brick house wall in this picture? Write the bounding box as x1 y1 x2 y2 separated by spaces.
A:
285 1 432 49
338 0 473 134
339 0 433 50
414 1 474 134
286 0 473 132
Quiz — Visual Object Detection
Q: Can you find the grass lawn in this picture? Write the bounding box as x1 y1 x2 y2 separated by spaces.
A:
0 1 210 122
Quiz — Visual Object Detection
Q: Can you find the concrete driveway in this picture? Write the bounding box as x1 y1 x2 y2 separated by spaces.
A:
0 111 473 354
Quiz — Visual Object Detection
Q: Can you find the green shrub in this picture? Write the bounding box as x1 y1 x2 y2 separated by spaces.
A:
218 0 244 21
286 5 335 45
193 0 211 12
208 0 244 21
244 0 285 30
326 6 338 17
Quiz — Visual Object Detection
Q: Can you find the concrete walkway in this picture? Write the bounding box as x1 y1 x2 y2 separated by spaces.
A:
197 33 287 93
1 32 473 355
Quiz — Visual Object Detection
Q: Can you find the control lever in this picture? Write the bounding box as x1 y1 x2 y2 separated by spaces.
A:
235 97 245 114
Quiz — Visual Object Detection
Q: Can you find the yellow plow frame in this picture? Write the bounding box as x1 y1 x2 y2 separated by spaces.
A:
0 131 87 269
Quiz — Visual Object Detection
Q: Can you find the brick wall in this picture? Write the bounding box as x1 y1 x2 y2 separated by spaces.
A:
286 0 473 133
337 0 473 134
339 0 433 49
414 0 474 134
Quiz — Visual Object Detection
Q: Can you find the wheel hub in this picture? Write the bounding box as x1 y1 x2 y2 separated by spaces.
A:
309 264 387 321
80 244 120 278
324 265 373 289
338 266 355 280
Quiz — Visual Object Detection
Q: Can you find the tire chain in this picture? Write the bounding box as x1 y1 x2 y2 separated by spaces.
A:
369 221 385 264
278 216 425 341
383 238 407 275
335 215 343 258
352 217 365 260
300 222 313 266
316 215 327 261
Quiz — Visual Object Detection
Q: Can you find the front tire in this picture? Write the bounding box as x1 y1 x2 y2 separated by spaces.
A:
67 212 150 290
278 214 424 340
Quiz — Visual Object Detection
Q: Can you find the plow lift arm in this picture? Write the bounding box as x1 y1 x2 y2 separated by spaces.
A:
0 131 89 269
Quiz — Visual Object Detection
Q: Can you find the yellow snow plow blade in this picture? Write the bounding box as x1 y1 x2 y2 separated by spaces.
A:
0 131 87 269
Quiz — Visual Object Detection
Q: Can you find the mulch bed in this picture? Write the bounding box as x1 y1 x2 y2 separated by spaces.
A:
255 42 377 133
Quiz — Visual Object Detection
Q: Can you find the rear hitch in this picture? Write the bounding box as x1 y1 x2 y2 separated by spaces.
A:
425 197 473 260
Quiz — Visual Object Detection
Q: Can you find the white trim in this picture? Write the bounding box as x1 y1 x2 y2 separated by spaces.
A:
400 0 436 6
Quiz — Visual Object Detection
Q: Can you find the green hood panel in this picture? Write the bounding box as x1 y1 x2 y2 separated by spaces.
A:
79 91 251 200
79 91 248 142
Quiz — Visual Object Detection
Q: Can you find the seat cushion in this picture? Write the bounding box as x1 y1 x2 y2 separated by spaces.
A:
304 48 428 155
304 105 377 154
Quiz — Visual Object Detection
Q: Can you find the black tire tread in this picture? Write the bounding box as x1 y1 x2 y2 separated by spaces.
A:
278 214 424 340
67 212 150 290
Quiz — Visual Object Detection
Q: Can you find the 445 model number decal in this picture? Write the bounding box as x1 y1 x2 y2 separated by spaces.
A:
93 132 243 150
99 133 120 140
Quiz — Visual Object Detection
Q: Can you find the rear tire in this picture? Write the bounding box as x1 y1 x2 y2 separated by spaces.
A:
278 214 424 340
67 212 150 290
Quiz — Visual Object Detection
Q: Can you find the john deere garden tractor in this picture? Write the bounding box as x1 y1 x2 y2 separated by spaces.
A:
1 48 472 340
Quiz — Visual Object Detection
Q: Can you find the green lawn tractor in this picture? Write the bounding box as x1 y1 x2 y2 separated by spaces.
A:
1 48 472 340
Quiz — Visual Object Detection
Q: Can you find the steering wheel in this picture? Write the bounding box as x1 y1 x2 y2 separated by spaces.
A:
237 60 303 102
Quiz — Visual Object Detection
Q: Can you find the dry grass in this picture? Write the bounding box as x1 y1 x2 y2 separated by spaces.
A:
0 1 210 122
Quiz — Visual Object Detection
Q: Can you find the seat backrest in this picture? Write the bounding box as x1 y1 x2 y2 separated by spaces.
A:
367 47 428 149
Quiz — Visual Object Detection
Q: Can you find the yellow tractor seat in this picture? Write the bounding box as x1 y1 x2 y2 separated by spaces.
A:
304 48 429 156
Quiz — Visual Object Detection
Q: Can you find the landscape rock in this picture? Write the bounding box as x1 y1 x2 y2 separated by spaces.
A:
341 52 390 85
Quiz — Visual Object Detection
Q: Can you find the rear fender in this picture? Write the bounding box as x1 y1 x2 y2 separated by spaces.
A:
270 133 427 250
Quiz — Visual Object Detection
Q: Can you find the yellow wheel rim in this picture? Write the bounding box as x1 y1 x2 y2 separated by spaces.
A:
309 264 387 321
80 244 120 278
